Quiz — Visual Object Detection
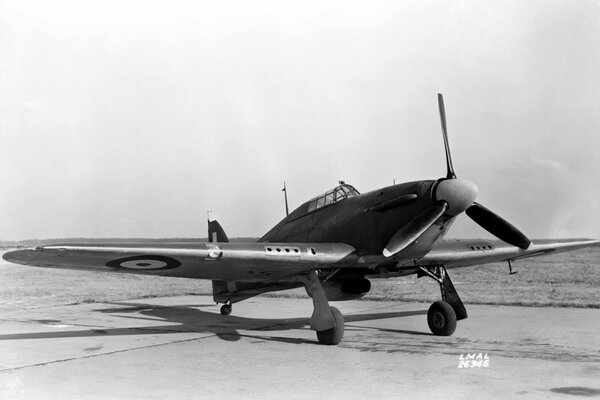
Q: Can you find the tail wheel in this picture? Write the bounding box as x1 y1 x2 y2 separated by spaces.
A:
220 304 232 316
316 307 344 345
427 301 457 336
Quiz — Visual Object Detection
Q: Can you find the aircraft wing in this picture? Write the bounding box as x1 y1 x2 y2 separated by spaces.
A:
2 242 358 281
4 238 598 280
417 238 600 269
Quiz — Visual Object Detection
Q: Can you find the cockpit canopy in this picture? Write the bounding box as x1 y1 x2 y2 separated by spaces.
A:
306 184 360 213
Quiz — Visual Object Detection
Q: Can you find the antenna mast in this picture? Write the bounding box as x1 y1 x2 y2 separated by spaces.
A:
282 181 289 216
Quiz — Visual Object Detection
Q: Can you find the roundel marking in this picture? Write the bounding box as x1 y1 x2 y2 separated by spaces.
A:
120 260 167 269
206 244 223 260
106 255 181 270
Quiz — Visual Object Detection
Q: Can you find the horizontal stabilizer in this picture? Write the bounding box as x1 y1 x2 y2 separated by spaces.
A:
212 280 302 303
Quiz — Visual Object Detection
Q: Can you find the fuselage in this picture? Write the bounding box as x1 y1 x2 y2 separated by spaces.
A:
260 180 456 257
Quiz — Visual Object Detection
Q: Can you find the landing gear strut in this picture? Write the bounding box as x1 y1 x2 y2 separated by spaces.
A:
301 270 344 345
419 266 466 336
220 300 232 316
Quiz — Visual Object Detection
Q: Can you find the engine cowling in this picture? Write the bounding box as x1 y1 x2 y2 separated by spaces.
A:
323 277 371 301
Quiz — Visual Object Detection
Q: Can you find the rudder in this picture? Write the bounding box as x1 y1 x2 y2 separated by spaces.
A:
208 220 229 243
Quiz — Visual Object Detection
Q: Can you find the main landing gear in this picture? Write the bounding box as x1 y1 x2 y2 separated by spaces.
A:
218 266 465 343
428 300 457 336
301 266 465 344
301 270 344 345
419 266 467 336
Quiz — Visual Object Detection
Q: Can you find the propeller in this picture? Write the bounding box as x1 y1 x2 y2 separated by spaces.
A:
382 94 531 257
438 93 456 179
383 202 448 257
466 202 531 249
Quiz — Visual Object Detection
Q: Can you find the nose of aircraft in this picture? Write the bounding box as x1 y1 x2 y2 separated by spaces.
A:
434 178 478 216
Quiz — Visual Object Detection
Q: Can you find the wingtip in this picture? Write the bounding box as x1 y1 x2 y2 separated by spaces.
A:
2 247 40 265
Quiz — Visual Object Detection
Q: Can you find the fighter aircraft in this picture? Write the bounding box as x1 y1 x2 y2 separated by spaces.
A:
4 94 598 345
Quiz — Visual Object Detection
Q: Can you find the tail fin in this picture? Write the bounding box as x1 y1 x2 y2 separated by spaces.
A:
208 220 229 243
208 219 231 304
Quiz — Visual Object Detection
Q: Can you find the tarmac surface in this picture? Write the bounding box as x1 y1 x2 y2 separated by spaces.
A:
1 295 599 400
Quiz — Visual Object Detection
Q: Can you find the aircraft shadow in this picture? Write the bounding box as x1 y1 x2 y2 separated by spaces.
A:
0 301 429 345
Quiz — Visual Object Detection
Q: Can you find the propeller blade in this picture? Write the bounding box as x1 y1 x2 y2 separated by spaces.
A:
383 202 448 257
466 202 531 249
438 93 456 179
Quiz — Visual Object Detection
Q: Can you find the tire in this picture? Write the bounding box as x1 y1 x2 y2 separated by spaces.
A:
316 307 345 345
220 304 232 316
427 301 457 336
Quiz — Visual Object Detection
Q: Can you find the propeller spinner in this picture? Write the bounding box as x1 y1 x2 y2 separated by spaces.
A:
383 94 531 257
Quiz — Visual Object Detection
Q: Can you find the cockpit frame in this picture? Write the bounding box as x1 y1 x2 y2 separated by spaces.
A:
306 184 360 213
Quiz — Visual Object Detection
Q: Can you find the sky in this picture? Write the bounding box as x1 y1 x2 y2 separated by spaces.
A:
1 0 599 240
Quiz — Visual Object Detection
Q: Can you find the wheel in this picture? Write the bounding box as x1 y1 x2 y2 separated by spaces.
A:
427 301 457 336
220 304 232 316
316 307 344 345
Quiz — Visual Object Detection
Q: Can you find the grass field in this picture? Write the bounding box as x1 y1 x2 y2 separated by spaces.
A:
0 247 598 311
